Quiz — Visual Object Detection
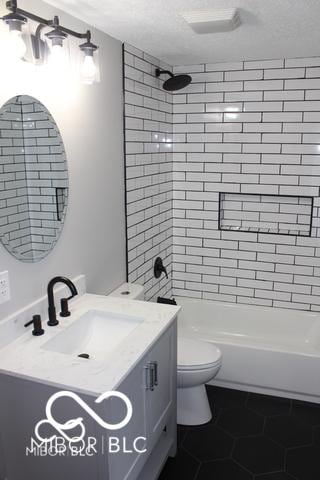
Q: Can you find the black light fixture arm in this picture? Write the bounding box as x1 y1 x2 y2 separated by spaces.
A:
33 23 46 59
4 0 92 41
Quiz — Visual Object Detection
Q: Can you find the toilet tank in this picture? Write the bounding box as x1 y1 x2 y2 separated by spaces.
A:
108 282 144 300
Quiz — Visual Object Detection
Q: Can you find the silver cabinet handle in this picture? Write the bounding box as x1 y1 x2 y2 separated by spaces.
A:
150 361 158 386
145 363 155 391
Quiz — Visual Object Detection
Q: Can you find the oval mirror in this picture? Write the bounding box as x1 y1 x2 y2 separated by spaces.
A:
0 95 68 262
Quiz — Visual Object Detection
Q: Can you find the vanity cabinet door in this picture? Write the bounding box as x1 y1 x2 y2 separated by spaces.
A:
107 321 177 480
145 324 176 452
107 361 147 480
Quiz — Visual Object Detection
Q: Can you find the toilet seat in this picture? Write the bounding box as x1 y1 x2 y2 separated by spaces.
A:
178 337 222 371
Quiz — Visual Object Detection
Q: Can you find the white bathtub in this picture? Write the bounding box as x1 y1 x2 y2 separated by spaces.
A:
176 296 320 403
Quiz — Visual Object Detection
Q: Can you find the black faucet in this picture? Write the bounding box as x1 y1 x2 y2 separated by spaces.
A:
47 276 78 326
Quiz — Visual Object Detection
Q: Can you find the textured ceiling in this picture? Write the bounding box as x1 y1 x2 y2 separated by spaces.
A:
44 0 320 65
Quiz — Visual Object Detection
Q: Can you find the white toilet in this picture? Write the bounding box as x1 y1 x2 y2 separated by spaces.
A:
109 283 222 426
108 282 145 300
177 337 222 425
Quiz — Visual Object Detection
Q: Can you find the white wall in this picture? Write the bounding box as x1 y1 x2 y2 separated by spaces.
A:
0 0 126 320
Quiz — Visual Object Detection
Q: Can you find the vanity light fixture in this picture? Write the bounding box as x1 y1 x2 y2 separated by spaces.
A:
1 0 100 84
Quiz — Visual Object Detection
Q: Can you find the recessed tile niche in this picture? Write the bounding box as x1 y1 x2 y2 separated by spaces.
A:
219 193 313 237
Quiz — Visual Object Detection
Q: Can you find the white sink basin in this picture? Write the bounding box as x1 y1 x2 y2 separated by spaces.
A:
42 310 143 360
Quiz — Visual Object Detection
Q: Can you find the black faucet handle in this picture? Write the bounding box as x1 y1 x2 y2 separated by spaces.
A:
162 265 168 279
60 298 71 317
154 257 169 279
25 315 45 336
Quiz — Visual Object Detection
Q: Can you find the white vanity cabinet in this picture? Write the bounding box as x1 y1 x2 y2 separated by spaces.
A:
0 291 179 480
108 320 177 480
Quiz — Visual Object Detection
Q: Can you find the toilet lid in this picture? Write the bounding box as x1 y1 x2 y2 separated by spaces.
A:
178 337 221 370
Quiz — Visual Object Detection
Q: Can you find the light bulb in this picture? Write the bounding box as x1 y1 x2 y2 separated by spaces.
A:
50 44 64 66
80 54 97 84
48 43 69 75
8 30 27 59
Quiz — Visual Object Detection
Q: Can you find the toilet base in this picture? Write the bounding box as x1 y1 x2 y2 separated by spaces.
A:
177 384 212 426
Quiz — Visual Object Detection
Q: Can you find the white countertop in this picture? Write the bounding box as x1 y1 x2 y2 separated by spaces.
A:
0 293 180 397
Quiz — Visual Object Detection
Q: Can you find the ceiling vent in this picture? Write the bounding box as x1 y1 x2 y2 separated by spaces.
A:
181 8 241 35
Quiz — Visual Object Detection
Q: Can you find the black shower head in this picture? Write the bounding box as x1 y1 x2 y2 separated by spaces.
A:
155 68 192 91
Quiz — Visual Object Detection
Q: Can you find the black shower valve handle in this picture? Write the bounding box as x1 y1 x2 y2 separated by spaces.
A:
154 257 168 279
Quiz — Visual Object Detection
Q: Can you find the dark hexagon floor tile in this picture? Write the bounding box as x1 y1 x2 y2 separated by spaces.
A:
286 445 320 480
183 424 234 462
247 393 291 417
256 473 296 480
177 424 189 447
197 459 253 480
158 448 200 480
233 435 284 475
292 401 320 426
265 415 313 448
210 406 222 425
207 385 248 411
217 406 264 437
204 390 222 425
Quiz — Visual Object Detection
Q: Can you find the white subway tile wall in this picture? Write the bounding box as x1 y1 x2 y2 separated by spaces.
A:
124 47 320 311
171 59 320 311
124 44 173 300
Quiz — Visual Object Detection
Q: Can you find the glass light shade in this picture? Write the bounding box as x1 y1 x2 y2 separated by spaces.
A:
0 16 33 64
46 37 70 75
80 49 100 84
8 29 27 58
50 44 65 66
1 14 32 62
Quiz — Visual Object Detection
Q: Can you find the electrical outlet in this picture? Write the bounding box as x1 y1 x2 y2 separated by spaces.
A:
0 271 10 304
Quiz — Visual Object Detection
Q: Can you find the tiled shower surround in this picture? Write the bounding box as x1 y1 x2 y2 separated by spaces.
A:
124 43 173 300
124 48 320 310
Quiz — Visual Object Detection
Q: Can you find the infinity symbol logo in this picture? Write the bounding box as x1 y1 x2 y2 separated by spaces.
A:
35 390 133 444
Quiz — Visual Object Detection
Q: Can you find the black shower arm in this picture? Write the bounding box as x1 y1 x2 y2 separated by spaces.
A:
155 68 174 78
